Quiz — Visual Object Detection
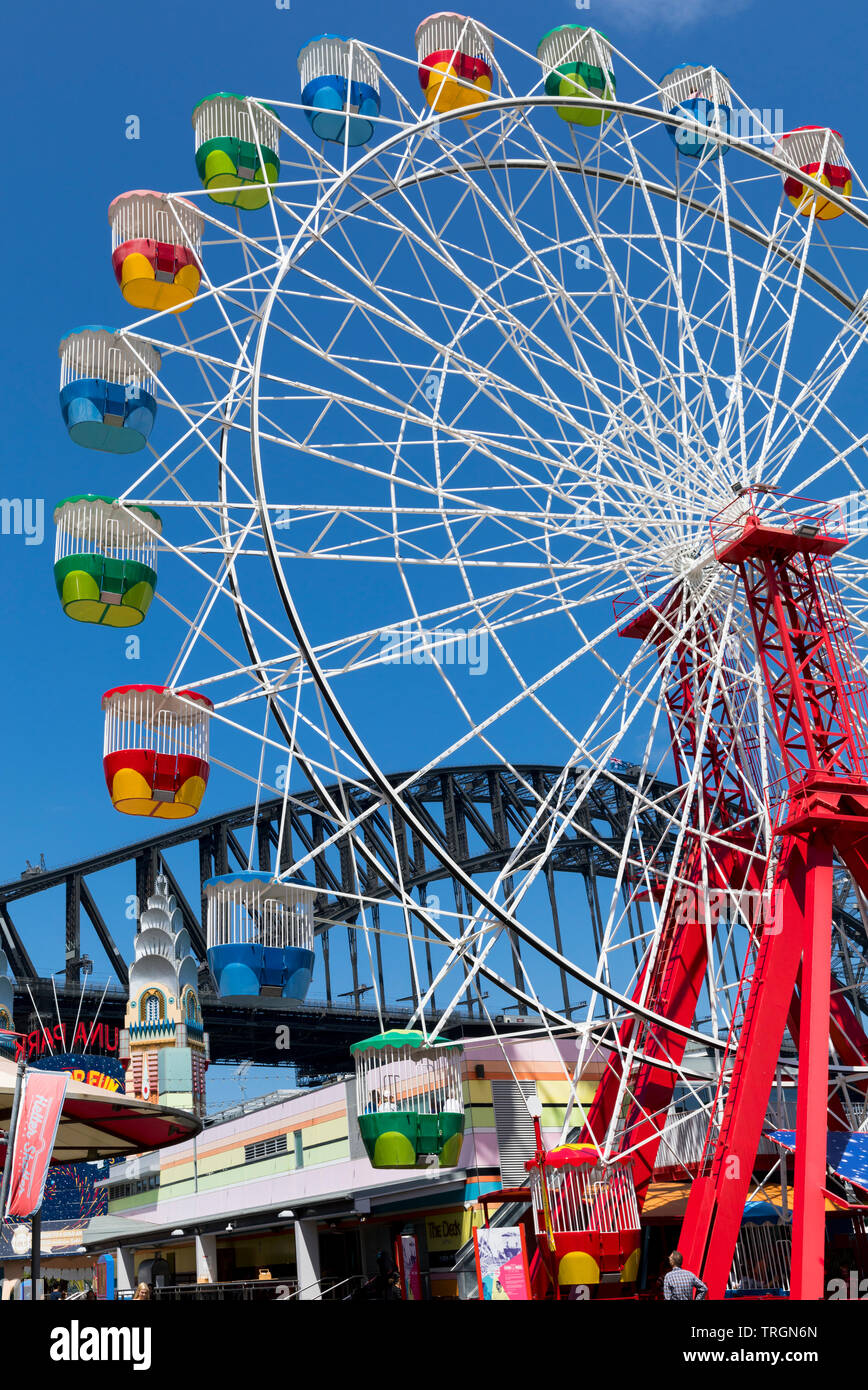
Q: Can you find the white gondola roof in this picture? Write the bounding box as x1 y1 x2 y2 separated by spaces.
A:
58 327 161 377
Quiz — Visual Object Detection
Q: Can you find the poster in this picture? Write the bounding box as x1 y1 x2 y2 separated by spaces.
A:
397 1233 423 1300
473 1225 532 1301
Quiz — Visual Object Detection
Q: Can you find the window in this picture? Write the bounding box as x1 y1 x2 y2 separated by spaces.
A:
108 1172 160 1201
244 1134 288 1163
294 1130 304 1170
141 990 163 1024
491 1079 538 1187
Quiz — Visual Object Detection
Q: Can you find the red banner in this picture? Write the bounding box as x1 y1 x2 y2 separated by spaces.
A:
4 1068 68 1218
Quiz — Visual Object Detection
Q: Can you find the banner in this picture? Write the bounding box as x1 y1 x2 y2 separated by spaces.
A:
4 1068 68 1218
473 1225 532 1301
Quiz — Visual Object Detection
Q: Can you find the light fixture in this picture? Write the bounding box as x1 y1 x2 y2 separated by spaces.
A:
277 1209 294 1219
170 1228 185 1236
795 521 820 539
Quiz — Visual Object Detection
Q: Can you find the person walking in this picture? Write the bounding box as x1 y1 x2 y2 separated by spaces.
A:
663 1250 707 1301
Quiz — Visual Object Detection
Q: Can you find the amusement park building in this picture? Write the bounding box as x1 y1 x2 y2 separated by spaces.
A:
82 1035 840 1299
87 1037 607 1298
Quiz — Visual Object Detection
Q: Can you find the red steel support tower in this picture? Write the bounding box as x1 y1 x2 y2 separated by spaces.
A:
579 589 765 1207
679 489 868 1300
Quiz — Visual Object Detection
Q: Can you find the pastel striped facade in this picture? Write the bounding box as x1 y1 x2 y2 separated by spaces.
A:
104 1082 353 1218
457 1038 607 1200
103 1038 609 1226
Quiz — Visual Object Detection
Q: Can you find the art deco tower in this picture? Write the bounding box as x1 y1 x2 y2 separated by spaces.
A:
119 874 208 1116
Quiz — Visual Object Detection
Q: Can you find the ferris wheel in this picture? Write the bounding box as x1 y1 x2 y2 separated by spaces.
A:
55 15 868 1297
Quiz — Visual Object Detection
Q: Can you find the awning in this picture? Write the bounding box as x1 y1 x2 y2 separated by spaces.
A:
641 1180 842 1221
768 1129 868 1193
0 1057 200 1161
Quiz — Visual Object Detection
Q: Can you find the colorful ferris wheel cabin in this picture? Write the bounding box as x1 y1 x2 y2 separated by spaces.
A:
102 685 212 819
415 13 494 119
205 871 315 1001
297 35 381 146
776 127 851 220
108 192 203 314
536 25 615 127
59 328 160 454
352 1030 465 1169
658 64 732 159
526 1144 641 1293
193 94 281 210
54 495 161 628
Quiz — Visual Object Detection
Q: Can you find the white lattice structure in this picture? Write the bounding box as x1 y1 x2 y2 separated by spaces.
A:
58 328 160 391
108 191 203 255
529 1155 640 1237
102 686 212 762
354 1034 463 1116
536 24 614 80
658 64 732 113
415 13 494 65
297 36 381 89
205 874 315 952
192 94 280 154
54 496 161 570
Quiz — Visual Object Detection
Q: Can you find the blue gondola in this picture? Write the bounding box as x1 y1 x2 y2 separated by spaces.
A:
298 34 381 147
659 64 732 160
59 327 160 454
205 871 316 1002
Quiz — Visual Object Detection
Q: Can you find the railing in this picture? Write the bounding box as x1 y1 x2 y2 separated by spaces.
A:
654 1099 798 1172
727 1223 792 1295
611 578 673 628
709 487 847 561
150 1274 366 1302
282 1275 366 1301
152 1278 297 1302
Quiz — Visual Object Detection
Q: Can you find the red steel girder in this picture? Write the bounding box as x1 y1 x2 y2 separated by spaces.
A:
582 592 762 1205
681 496 868 1299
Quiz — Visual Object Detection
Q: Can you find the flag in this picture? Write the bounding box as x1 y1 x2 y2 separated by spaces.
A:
4 1068 68 1218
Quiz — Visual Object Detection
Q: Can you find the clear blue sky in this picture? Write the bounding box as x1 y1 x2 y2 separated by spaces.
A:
2 0 864 1105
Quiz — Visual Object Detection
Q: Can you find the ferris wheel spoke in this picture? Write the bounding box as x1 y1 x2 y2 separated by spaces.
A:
286 160 717 495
